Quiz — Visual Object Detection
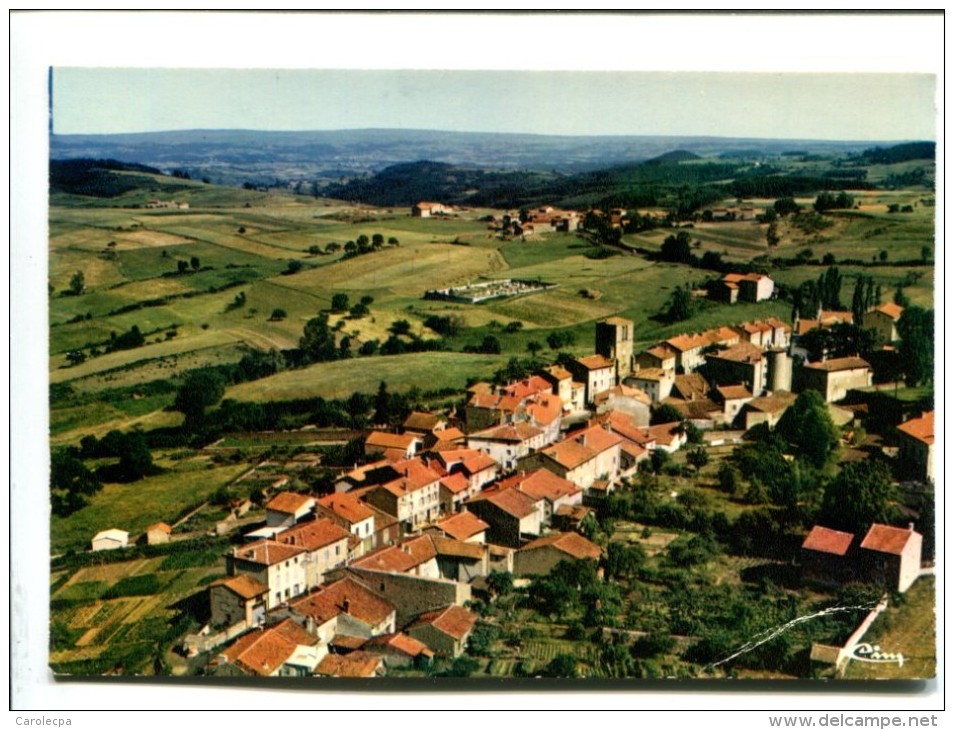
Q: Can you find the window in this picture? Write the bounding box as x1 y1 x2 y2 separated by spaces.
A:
335 545 340 556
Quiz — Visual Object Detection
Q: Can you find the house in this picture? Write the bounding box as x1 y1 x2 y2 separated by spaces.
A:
664 332 713 373
274 518 351 587
364 431 423 461
209 574 270 629
363 632 434 668
539 365 586 413
464 390 524 430
567 355 617 404
705 341 767 395
715 273 774 303
523 425 623 492
733 320 775 349
351 535 440 580
499 468 583 524
464 488 544 548
411 201 449 218
91 528 129 552
227 539 309 609
402 411 446 437
897 411 934 482
144 522 172 546
437 473 473 513
364 458 442 531
432 448 500 496
316 493 376 553
467 422 547 472
500 375 553 402
635 344 678 373
595 316 635 380
597 410 654 472
289 575 397 639
593 384 651 424
859 524 923 594
626 367 674 404
315 650 386 677
794 310 854 337
800 526 856 586
552 504 596 534
524 393 564 444
513 532 602 577
646 421 687 453
741 391 797 430
800 357 873 403
265 492 316 528
407 605 478 657
426 426 467 452
432 536 490 583
436 511 489 543
659 396 723 428
216 619 322 677
764 317 792 349
713 384 754 426
865 303 904 344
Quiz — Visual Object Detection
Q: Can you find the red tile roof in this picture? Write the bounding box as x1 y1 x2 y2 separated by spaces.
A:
502 375 553 400
594 384 651 406
277 518 351 551
716 384 753 401
366 431 419 450
213 574 270 600
439 473 471 495
469 422 543 443
265 492 315 515
647 345 678 361
431 536 486 560
519 531 602 560
804 356 871 372
221 619 315 676
801 525 854 556
233 540 306 567
409 605 477 641
633 367 668 382
364 632 434 659
403 411 443 432
378 458 441 496
872 303 904 320
647 422 683 446
317 492 374 524
540 426 623 470
542 365 572 381
146 522 172 534
860 524 919 556
437 511 489 541
466 487 540 519
315 651 383 677
351 535 437 573
502 468 581 503
707 341 763 364
526 394 563 426
289 576 395 626
575 354 616 371
897 411 934 445
745 391 796 414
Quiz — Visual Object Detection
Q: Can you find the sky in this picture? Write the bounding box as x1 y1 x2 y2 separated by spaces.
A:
52 68 936 142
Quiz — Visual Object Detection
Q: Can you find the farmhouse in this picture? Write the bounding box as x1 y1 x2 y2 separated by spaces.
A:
315 651 385 678
498 468 583 523
406 604 478 657
800 526 856 587
411 201 450 217
363 458 442 530
896 411 934 482
210 574 270 629
566 354 617 405
513 532 602 577
463 488 544 548
91 528 129 552
865 302 905 344
467 422 547 472
435 511 490 543
626 367 675 403
215 619 322 677
859 524 923 594
705 341 766 395
289 575 397 639
265 492 316 529
364 431 423 461
316 492 376 553
714 273 774 303
144 522 172 546
800 356 873 403
522 425 623 492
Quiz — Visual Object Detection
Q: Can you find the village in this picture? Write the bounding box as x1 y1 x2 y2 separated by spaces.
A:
80 281 933 678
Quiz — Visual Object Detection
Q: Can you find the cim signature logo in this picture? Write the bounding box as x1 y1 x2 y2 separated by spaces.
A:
848 642 905 667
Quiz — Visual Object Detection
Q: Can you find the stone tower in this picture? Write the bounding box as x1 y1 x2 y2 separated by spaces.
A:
595 316 634 381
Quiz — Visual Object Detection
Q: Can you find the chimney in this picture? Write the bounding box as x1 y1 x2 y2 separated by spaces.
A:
909 523 915 532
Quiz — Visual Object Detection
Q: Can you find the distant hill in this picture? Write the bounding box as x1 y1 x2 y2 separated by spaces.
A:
646 149 701 164
50 128 883 186
860 141 935 164
49 159 168 197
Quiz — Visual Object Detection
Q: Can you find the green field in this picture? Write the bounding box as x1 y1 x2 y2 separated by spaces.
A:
226 351 508 402
50 456 247 554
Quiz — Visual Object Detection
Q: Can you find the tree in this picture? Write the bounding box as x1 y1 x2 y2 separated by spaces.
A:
686 447 710 472
283 260 304 275
372 381 391 425
65 350 87 367
660 231 692 263
774 197 801 216
477 335 501 354
389 319 412 336
115 428 156 481
651 403 684 426
526 341 543 358
775 390 839 468
486 571 513 596
68 270 85 296
269 308 287 321
544 654 578 678
177 260 189 274
605 541 646 579
821 460 898 534
546 330 575 350
330 293 350 313
173 369 226 428
190 256 201 271
663 286 695 323
371 233 385 248
51 449 102 497
300 313 338 363
766 222 780 246
896 305 934 386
